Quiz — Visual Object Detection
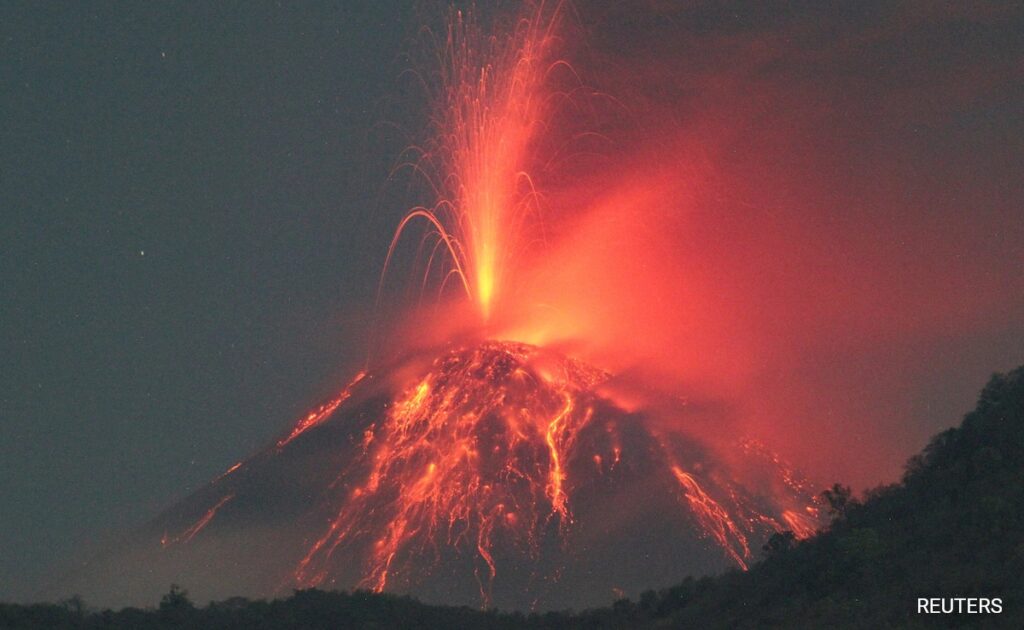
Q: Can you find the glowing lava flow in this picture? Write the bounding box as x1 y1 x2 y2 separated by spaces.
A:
381 3 569 321
544 392 578 524
293 342 604 601
213 461 242 483
278 371 366 448
782 509 819 540
670 466 751 570
288 342 819 602
145 341 821 608
161 494 234 548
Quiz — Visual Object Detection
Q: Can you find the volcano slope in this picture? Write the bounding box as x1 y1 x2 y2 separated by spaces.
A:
60 340 818 611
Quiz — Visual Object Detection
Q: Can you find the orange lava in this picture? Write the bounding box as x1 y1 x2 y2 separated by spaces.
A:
381 3 571 322
293 342 604 602
288 341 819 602
670 466 751 570
214 461 243 483
162 493 234 548
278 371 366 448
781 509 819 540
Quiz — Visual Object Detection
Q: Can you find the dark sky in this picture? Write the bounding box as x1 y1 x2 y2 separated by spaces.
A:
2 1 1023 604
1 1 416 600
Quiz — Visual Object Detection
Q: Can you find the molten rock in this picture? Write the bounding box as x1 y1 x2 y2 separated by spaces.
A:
67 341 819 610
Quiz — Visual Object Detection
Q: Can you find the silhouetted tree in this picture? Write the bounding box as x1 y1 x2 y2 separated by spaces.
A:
60 595 85 618
158 583 194 625
762 530 796 557
821 483 854 520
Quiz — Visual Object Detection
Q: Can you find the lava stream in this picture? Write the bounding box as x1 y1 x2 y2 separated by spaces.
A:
161 494 234 548
285 341 818 601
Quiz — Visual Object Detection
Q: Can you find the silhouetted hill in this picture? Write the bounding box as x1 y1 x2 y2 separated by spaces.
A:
3 366 1022 629
598 364 1024 628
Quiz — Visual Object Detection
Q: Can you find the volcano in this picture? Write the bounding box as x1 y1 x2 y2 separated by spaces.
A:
66 340 820 610
56 5 827 611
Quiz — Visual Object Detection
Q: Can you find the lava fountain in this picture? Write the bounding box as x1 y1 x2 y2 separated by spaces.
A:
381 2 572 323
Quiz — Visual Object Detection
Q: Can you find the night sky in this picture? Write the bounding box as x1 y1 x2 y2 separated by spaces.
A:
3 1 1023 604
2 1 416 600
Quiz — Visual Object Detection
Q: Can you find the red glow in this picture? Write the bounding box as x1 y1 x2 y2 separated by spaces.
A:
277 371 366 448
161 494 234 548
289 4 824 602
670 466 750 569
135 2 1024 611
381 3 571 322
781 509 819 540
288 342 817 602
292 342 607 601
214 461 242 483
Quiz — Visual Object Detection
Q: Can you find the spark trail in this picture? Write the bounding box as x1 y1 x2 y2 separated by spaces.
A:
382 2 571 322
